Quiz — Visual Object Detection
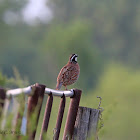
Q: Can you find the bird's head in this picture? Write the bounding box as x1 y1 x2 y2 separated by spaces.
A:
69 54 78 63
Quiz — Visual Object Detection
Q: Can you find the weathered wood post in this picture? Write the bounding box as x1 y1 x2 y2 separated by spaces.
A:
72 107 100 140
0 88 6 116
39 93 53 140
54 95 66 140
27 83 46 140
63 89 82 140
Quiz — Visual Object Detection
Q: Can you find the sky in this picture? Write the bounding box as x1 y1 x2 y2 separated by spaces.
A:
3 0 53 25
22 0 53 25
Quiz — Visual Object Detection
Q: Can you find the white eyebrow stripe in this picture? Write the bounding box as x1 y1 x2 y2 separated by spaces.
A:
71 55 76 61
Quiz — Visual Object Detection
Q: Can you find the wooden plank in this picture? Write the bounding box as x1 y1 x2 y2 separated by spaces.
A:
87 109 100 139
72 106 100 140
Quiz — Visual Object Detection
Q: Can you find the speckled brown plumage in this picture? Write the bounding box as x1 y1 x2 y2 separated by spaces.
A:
56 54 80 90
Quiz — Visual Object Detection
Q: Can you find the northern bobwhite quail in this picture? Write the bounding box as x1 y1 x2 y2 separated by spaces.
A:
56 54 80 90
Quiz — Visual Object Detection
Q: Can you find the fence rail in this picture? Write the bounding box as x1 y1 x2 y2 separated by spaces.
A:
6 85 74 98
0 83 101 140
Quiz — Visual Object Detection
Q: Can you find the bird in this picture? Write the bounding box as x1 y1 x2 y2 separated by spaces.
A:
56 54 80 90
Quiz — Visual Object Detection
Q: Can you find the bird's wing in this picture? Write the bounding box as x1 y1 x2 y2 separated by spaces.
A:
57 64 76 83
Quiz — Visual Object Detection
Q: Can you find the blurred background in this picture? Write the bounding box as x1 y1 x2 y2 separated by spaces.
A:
0 0 140 139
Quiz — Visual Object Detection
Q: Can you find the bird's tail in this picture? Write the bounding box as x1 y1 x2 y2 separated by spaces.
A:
56 82 62 90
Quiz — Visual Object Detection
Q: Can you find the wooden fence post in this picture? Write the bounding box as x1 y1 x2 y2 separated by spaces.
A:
0 88 6 116
72 107 100 140
39 93 53 140
27 83 46 140
54 95 66 140
63 89 82 140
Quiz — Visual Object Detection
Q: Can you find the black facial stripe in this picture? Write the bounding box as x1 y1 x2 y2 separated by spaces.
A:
71 55 76 61
70 54 78 63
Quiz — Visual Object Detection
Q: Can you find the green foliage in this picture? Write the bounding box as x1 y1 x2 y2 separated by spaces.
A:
49 0 140 66
0 0 140 90
0 63 140 140
0 0 140 139
0 69 29 140
0 67 29 88
0 71 7 86
1 0 140 91
80 63 140 140
6 67 29 88
41 20 102 90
